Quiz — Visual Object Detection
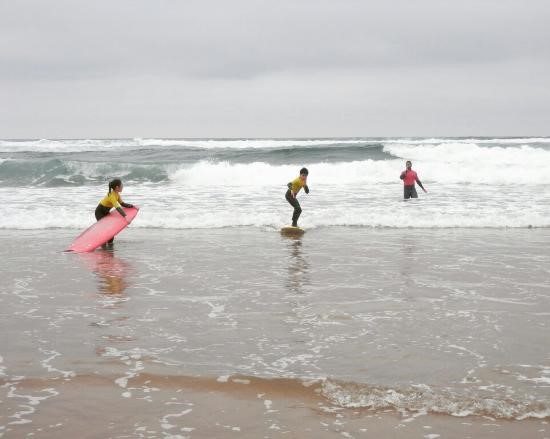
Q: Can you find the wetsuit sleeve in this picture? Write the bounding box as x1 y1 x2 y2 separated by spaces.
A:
416 177 425 190
304 185 309 194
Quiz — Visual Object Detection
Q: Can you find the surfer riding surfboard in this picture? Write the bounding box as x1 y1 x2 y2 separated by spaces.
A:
282 167 309 235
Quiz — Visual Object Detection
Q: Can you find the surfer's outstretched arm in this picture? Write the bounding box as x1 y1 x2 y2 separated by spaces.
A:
114 206 133 224
115 206 127 218
416 178 427 192
304 185 309 194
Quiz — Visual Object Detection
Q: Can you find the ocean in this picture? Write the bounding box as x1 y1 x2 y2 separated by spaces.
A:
1 137 549 229
1 138 549 438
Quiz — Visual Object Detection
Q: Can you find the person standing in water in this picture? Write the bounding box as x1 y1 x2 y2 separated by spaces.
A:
286 167 310 227
95 178 135 245
400 161 427 199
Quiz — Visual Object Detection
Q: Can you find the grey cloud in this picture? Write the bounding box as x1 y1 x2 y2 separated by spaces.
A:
1 0 549 81
1 0 549 137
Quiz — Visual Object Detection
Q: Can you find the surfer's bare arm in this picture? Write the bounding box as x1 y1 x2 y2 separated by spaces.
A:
416 178 427 192
304 185 309 194
400 171 406 180
120 201 134 208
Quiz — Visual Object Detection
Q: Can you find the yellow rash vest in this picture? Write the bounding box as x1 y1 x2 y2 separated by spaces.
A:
288 177 307 194
99 191 123 209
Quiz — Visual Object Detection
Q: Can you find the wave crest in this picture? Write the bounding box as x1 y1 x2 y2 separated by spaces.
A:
322 379 550 420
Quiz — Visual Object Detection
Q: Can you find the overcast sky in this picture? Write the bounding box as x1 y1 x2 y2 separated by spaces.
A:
1 0 549 138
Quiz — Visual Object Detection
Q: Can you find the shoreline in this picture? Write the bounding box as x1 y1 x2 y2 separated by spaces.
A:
2 372 548 438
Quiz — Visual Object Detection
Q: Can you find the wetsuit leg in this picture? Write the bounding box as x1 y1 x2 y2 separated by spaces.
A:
95 204 115 244
95 204 110 221
285 189 302 227
404 185 418 199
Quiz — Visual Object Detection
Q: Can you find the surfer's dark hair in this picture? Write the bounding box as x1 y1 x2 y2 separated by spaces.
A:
108 178 123 193
300 167 309 176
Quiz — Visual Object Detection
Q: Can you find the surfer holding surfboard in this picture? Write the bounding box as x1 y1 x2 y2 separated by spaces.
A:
95 178 136 245
65 179 138 252
285 168 310 228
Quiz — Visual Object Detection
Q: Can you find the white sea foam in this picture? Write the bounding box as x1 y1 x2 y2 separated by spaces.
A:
1 137 548 152
384 142 550 166
1 139 550 229
383 137 550 145
0 138 128 152
134 138 367 149
1 176 549 229
321 379 550 420
0 137 368 152
7 386 59 425
383 143 550 184
3 150 549 186
38 348 76 379
160 409 193 430
169 152 550 186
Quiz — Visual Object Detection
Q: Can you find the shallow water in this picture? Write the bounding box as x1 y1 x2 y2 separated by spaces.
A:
1 227 549 436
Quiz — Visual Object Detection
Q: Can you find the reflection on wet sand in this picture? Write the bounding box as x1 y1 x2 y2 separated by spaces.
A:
78 249 132 295
283 236 310 295
77 250 138 357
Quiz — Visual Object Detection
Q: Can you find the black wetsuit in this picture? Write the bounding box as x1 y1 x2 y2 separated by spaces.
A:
403 185 418 199
285 189 302 227
95 204 111 221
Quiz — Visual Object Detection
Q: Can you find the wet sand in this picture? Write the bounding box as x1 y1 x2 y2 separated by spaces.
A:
1 372 548 438
1 228 549 438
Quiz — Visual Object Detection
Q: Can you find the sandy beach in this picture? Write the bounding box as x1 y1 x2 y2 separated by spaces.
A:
2 372 548 438
1 227 549 438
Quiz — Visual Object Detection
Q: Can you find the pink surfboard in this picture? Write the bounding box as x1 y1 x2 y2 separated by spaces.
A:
66 207 139 253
